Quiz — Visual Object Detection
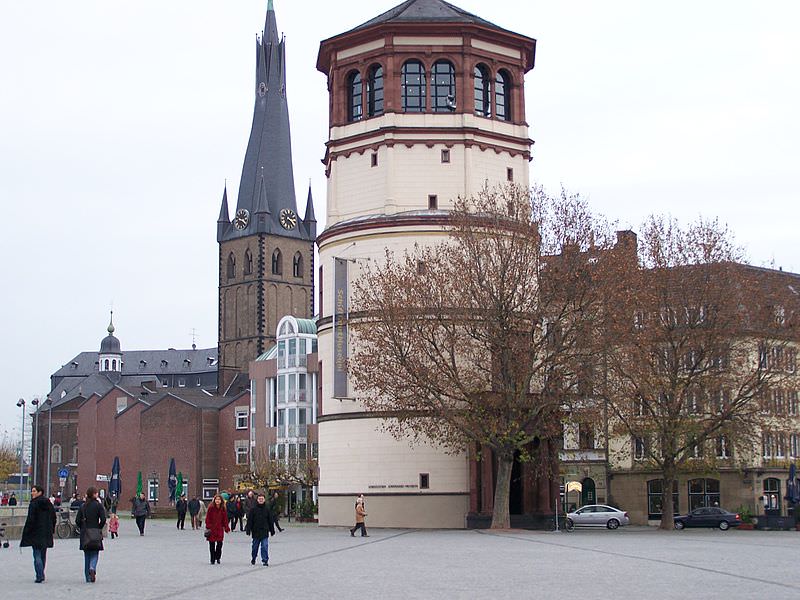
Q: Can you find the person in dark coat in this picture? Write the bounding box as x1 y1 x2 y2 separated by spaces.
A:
205 494 230 564
8 492 18 506
188 496 201 530
132 492 151 536
20 484 56 583
176 495 187 530
226 495 239 531
269 491 285 532
75 486 107 583
245 491 275 565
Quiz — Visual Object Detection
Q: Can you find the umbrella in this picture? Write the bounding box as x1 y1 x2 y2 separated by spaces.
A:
176 472 184 499
136 471 143 497
109 456 121 498
788 463 799 504
168 458 177 503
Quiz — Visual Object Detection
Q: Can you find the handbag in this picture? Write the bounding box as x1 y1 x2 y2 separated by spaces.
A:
203 528 212 539
83 527 103 551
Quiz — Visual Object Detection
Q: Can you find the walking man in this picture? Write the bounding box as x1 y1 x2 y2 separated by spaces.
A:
20 484 56 583
132 492 151 536
188 496 201 530
245 491 275 566
176 495 187 530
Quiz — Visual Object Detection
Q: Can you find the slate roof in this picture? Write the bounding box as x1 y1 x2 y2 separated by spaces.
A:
52 347 218 380
143 388 234 411
347 0 504 34
45 373 164 410
218 2 315 245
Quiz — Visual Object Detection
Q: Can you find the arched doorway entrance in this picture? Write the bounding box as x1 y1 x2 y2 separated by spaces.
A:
581 477 596 506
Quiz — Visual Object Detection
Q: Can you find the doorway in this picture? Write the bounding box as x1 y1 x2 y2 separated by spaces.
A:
581 477 596 506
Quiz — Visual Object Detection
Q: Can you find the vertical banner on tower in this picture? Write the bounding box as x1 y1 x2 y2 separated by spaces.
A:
333 258 349 398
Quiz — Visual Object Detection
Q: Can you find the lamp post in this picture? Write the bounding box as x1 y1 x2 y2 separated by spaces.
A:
31 398 40 487
45 396 53 497
16 398 25 500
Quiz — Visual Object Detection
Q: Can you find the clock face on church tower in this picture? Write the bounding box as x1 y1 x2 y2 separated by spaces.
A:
279 208 297 230
233 208 250 230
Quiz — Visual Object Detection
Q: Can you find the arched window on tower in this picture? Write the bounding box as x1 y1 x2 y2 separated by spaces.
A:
104 359 110 371
272 249 283 275
401 60 426 113
244 249 253 276
431 60 456 112
474 64 491 117
495 69 512 121
112 359 117 371
51 443 62 464
292 252 304 278
367 64 384 117
227 253 236 280
347 70 363 122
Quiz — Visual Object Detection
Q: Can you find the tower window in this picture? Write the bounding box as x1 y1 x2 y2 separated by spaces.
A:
347 70 363 122
507 168 514 182
441 149 450 163
371 153 378 167
474 64 491 117
227 253 236 280
495 70 512 121
104 359 110 371
244 249 253 276
271 249 283 275
112 359 117 371
292 252 304 278
401 60 426 113
431 60 456 112
428 195 438 210
367 64 384 117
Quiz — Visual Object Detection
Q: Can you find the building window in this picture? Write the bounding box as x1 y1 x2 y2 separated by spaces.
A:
116 397 127 413
495 70 511 121
235 408 248 430
311 442 318 459
716 436 730 459
401 60 426 113
647 479 678 519
441 149 450 163
688 478 720 511
420 473 430 489
178 378 186 388
428 195 438 210
431 60 456 112
347 70 363 122
371 152 378 167
763 478 781 511
272 249 282 275
474 64 491 116
104 359 110 371
147 477 159 502
762 431 774 458
507 168 514 182
417 260 426 275
277 444 286 460
786 349 797 373
293 252 304 278
111 359 117 371
244 249 253 275
269 444 277 460
227 252 236 280
51 444 62 464
367 64 384 116
633 436 646 461
578 424 594 449
790 433 799 458
235 442 249 465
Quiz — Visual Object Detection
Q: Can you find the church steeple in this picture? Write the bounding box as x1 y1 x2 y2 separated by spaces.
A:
303 183 317 239
217 184 230 242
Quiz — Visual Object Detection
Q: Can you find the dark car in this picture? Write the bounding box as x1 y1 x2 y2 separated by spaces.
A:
674 507 742 530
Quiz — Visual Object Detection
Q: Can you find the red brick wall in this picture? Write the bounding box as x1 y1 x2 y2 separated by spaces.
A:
114 402 144 502
218 392 251 492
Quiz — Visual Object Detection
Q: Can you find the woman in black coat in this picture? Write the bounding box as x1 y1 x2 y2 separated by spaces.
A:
20 484 56 583
75 486 107 583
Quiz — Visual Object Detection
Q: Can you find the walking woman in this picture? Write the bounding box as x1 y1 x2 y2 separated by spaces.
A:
349 496 368 537
205 494 230 564
75 487 107 583
132 492 151 536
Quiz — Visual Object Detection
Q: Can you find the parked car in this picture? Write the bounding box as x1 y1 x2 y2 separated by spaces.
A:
565 505 630 530
674 507 742 530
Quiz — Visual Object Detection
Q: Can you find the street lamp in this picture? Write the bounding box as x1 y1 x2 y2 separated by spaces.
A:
31 398 40 487
16 398 25 500
45 396 53 497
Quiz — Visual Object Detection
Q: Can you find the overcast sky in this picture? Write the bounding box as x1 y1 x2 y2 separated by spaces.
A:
1 0 798 437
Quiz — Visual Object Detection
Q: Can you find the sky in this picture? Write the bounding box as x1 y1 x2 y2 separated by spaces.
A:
1 0 799 437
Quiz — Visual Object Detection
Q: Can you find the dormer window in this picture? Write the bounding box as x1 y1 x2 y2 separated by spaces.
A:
431 60 456 112
347 70 363 122
161 360 168 368
401 60 426 113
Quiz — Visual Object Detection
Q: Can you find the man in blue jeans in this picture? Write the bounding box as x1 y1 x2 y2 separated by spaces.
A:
245 492 275 565
20 484 57 583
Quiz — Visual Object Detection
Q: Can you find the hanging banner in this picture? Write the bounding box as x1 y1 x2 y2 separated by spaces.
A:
333 257 349 398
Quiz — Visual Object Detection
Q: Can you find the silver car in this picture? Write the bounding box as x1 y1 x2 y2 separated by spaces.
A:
565 504 630 530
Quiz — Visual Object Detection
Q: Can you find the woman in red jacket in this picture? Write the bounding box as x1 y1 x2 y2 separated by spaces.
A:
205 494 230 564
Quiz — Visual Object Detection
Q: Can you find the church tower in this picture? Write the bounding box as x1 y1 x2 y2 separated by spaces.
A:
315 0 536 527
218 0 316 393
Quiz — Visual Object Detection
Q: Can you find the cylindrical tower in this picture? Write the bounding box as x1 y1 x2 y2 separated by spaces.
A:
315 0 536 528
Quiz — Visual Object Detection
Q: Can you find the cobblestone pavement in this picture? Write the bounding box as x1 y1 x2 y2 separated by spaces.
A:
2 518 799 599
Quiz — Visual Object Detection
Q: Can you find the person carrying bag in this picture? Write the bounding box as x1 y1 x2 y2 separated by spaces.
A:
75 487 107 583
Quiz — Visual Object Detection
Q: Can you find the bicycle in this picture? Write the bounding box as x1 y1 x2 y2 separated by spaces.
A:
56 509 80 539
563 517 575 532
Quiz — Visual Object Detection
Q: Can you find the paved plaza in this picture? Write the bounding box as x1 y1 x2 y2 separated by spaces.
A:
2 518 799 599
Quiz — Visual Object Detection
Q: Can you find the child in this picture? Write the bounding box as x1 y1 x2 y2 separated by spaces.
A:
109 512 120 539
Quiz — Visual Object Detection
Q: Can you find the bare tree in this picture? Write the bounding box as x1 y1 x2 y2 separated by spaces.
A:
601 216 797 529
239 447 318 495
349 184 615 528
0 439 17 483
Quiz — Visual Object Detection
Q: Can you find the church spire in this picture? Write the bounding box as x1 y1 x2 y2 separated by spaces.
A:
216 184 230 242
304 182 317 238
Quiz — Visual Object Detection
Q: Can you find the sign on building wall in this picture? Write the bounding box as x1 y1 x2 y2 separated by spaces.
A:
333 257 349 398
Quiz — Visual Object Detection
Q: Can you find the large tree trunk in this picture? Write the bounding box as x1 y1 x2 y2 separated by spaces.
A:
659 459 676 530
491 455 513 529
